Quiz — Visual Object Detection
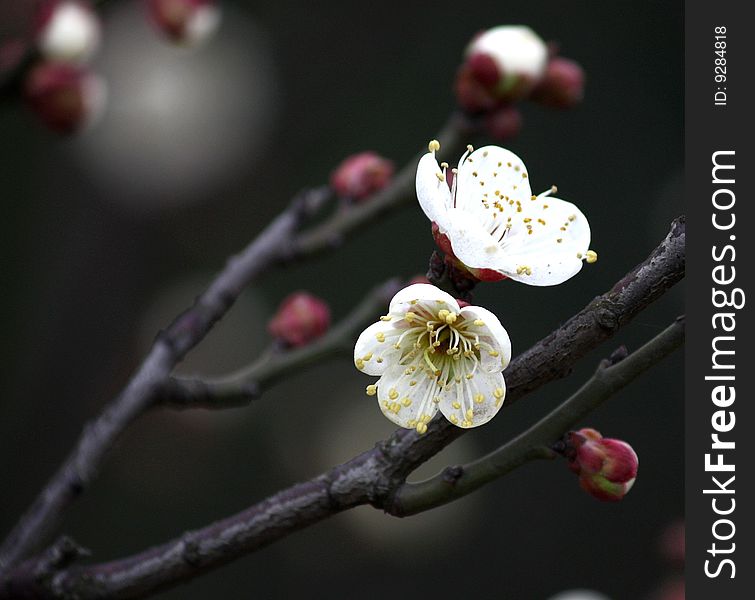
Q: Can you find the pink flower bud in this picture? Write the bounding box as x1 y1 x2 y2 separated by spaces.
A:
330 151 394 201
146 0 221 46
483 105 522 141
23 61 106 134
566 428 638 502
453 62 499 113
268 292 331 348
466 52 501 87
34 1 100 64
461 26 548 105
530 57 586 109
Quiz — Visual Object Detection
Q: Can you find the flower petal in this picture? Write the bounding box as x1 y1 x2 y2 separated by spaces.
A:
454 145 532 221
388 283 460 318
376 365 440 429
353 321 401 375
498 195 591 285
459 306 512 371
438 369 506 428
442 208 510 271
468 26 547 80
416 152 452 229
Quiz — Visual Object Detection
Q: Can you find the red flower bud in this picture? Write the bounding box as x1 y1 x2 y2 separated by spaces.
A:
483 105 522 141
146 0 221 46
268 292 331 348
530 57 586 109
566 428 638 502
23 61 106 134
330 151 394 201
466 52 501 87
34 1 100 64
453 63 498 114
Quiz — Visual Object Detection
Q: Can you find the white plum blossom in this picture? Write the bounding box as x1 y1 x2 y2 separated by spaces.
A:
416 140 594 285
354 284 511 433
37 1 101 64
467 25 548 87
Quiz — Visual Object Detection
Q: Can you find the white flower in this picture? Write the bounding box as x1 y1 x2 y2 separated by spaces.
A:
467 25 548 84
354 284 511 433
416 140 594 286
37 1 101 64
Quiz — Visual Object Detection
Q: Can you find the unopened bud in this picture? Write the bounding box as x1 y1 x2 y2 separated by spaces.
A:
453 62 499 113
565 428 638 502
530 57 586 109
146 0 221 46
268 292 331 348
23 61 107 134
330 151 394 201
484 105 522 141
35 1 100 64
461 25 548 105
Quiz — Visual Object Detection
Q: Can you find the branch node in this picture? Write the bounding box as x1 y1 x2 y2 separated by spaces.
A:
594 307 619 331
441 465 464 485
180 534 202 569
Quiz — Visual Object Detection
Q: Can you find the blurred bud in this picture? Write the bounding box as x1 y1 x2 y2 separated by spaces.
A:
453 62 498 113
146 0 221 46
35 1 100 64
268 292 331 348
649 578 685 600
659 519 685 565
531 57 586 109
565 428 638 502
483 105 522 141
330 151 394 201
24 61 106 134
457 25 547 108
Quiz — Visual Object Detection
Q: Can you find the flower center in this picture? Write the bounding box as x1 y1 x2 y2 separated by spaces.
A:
396 306 494 387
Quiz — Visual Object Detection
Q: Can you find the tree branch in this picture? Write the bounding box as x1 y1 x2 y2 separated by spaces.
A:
0 218 685 599
0 122 468 576
391 316 685 515
160 277 403 409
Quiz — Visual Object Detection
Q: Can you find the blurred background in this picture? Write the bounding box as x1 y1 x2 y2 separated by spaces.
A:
0 1 684 598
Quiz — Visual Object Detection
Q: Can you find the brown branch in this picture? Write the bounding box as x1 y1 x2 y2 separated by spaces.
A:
0 122 468 577
0 217 685 599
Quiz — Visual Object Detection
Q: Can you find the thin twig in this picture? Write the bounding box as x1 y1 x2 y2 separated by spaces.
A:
391 316 685 515
161 277 403 409
0 218 685 599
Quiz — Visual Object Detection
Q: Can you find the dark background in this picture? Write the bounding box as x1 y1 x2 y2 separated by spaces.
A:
0 1 683 598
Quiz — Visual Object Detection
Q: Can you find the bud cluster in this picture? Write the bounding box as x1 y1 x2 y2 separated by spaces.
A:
21 0 222 134
25 1 104 133
455 26 586 141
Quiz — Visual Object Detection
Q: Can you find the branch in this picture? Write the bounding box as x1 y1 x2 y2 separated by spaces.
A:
0 121 468 575
160 277 403 409
392 316 685 515
0 218 685 599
